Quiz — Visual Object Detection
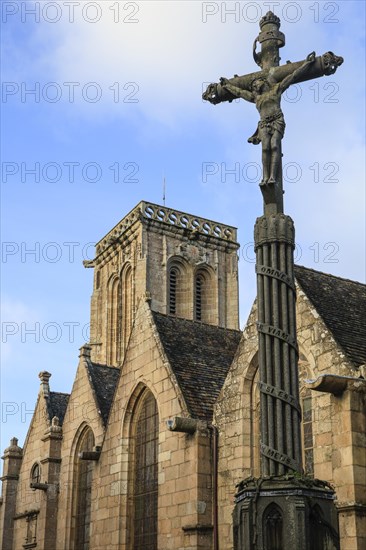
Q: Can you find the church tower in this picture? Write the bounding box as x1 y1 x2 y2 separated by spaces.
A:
85 201 240 366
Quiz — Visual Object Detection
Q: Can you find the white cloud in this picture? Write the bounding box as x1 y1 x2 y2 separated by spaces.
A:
6 2 363 140
17 1 258 125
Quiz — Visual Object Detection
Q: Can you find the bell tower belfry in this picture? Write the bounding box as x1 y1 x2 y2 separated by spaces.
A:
84 201 240 366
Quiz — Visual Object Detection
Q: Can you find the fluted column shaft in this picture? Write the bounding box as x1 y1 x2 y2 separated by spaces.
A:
254 214 302 476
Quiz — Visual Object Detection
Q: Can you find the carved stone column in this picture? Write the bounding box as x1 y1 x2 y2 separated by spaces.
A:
254 214 301 476
232 212 341 549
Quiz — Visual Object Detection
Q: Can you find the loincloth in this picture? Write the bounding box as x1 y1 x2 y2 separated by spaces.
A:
248 110 285 145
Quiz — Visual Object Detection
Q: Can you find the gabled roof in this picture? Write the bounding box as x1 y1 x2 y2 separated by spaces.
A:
86 362 120 425
152 311 241 420
46 392 70 425
295 265 366 367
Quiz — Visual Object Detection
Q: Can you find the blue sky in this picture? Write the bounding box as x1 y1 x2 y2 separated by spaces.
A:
1 0 365 450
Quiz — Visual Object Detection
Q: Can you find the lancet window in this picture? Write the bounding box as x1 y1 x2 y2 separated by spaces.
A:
73 427 95 550
132 390 158 550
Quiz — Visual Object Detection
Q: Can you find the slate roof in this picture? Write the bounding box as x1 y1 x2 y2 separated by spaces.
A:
295 265 366 367
46 392 70 425
86 362 120 425
152 311 241 420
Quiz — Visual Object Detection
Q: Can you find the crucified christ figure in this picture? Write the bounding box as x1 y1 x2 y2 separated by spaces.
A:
220 52 316 186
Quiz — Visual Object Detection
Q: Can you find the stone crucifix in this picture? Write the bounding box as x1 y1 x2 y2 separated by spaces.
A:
203 11 343 480
203 11 343 216
204 12 343 548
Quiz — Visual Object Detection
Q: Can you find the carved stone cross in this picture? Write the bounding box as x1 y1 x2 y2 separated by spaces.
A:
203 9 344 480
203 13 343 548
203 11 343 216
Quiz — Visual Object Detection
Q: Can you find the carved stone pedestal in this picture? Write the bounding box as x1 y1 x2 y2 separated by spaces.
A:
233 476 340 550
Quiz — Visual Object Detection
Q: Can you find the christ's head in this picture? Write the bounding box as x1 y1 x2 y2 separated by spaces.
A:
251 78 269 94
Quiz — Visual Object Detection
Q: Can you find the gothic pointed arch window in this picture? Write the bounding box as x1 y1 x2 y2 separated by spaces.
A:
298 354 314 477
122 264 133 351
95 270 101 290
72 427 95 550
301 387 314 476
130 389 159 550
263 503 283 550
30 462 41 486
107 276 121 365
251 366 261 477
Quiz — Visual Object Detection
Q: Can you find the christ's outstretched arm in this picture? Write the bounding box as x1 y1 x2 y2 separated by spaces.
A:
220 77 255 103
279 51 316 93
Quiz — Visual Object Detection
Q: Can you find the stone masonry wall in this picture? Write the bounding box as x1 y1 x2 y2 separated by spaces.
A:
214 285 366 550
89 300 214 550
12 392 55 550
55 354 106 550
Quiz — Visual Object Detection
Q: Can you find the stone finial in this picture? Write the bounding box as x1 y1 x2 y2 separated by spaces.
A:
44 416 62 438
50 416 62 433
38 371 51 398
4 437 23 457
51 416 59 427
43 416 63 440
79 344 91 359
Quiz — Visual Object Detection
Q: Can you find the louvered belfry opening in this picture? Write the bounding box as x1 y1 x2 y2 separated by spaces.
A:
169 267 178 315
195 274 204 321
74 428 95 550
133 391 158 550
